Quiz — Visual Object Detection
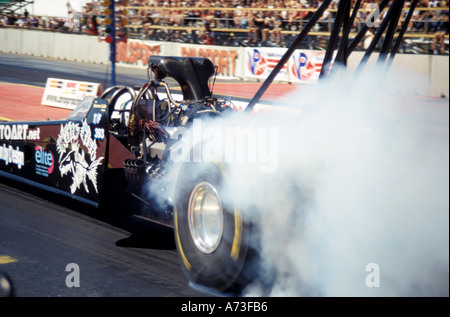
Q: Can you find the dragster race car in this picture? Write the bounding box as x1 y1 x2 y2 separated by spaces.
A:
0 56 253 292
0 0 419 294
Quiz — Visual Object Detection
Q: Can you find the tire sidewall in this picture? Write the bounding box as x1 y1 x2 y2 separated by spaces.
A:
174 162 249 291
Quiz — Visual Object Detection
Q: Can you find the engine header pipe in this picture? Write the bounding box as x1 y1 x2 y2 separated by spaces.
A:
334 0 362 66
355 0 406 75
244 0 333 113
346 0 390 55
319 0 351 78
378 0 406 65
386 0 419 70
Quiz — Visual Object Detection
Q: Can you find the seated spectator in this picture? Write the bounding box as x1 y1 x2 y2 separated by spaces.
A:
234 5 249 29
185 9 201 26
222 6 235 28
116 20 128 42
29 16 39 28
317 4 332 31
260 13 271 44
271 12 284 45
129 14 143 34
413 0 435 32
245 10 258 45
287 0 302 30
87 15 98 35
168 4 186 26
15 16 27 28
39 17 49 30
48 18 62 30
430 10 449 54
245 10 268 45
62 17 74 32
199 21 215 44
7 13 17 26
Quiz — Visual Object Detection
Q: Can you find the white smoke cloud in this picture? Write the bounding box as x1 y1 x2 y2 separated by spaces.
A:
228 66 450 297
142 64 448 296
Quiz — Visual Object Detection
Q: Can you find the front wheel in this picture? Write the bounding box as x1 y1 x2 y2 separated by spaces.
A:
173 163 253 293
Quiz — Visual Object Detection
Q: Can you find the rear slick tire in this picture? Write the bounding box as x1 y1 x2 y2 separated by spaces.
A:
173 163 252 293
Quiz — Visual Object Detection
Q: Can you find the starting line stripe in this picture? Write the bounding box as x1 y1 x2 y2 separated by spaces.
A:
0 256 18 264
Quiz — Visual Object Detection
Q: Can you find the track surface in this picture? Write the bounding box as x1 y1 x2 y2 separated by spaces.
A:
0 52 298 102
0 182 202 297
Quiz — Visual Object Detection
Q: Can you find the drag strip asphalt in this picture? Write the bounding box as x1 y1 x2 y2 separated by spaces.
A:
0 53 215 297
0 52 297 103
0 181 208 297
0 53 150 88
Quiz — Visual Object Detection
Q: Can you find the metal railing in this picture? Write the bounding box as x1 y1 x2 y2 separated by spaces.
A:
1 5 448 53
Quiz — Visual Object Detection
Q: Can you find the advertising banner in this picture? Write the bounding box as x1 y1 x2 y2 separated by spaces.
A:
288 50 335 83
116 39 163 68
245 47 290 82
41 78 102 110
244 47 332 84
179 44 241 78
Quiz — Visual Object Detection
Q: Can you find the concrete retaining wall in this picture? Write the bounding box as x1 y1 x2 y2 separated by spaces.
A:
0 28 109 63
0 28 448 97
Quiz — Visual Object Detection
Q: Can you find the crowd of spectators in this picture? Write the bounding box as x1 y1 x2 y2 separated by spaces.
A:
0 0 448 53
0 3 99 35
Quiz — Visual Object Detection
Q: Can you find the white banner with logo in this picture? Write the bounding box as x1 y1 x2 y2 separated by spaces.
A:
245 47 290 82
41 78 102 110
244 47 331 83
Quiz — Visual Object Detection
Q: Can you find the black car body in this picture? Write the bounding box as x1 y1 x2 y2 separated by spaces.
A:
0 56 252 292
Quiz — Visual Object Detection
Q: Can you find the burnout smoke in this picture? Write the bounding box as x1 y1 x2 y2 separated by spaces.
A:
224 66 449 296
142 65 448 296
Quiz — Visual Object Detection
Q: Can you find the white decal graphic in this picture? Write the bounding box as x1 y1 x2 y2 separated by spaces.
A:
0 124 40 141
56 120 104 194
94 128 105 140
0 143 24 169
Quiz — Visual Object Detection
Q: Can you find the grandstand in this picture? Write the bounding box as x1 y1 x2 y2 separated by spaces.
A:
0 1 448 54
0 0 33 15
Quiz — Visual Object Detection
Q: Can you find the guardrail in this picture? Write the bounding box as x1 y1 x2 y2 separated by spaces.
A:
1 5 448 52
111 5 449 52
118 5 450 35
